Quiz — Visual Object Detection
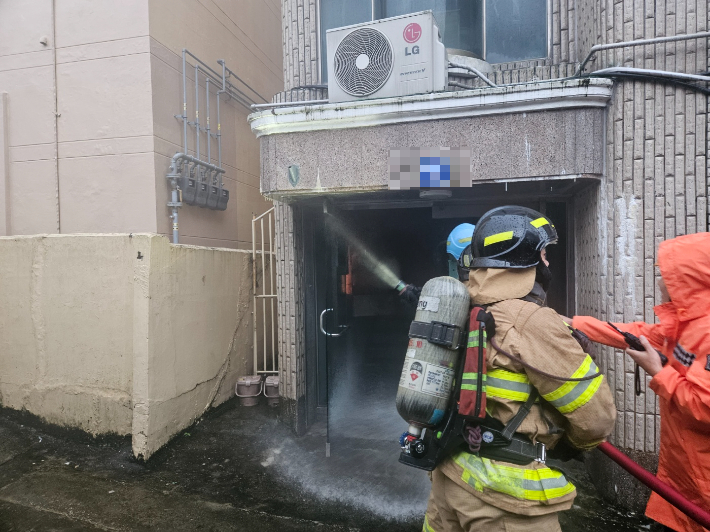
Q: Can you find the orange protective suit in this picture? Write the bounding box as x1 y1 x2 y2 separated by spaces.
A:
572 232 710 532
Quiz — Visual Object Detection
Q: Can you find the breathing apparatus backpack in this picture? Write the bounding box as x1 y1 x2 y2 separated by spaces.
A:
397 289 603 470
396 276 491 471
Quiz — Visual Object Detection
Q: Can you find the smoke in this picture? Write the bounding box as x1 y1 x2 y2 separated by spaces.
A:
325 213 402 289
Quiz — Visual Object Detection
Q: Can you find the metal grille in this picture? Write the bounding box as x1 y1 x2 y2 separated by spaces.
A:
333 28 393 96
252 208 278 374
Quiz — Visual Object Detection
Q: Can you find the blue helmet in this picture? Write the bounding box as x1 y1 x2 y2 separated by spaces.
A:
446 223 475 260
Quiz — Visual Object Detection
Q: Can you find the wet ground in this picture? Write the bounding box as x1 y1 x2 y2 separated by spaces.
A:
0 401 653 531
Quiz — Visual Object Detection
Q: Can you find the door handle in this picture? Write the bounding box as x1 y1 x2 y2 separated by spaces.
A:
319 308 348 337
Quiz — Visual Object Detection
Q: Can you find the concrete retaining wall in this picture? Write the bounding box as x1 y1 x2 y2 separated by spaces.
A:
0 234 256 459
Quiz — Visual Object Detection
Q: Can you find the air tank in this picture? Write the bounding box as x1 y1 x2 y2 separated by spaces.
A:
396 276 470 436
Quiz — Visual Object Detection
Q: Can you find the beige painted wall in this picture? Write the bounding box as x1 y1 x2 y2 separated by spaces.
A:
0 234 135 435
147 0 282 249
0 234 257 459
131 235 257 458
0 0 283 248
0 0 155 236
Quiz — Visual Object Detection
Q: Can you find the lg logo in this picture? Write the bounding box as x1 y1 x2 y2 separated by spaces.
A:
403 22 421 43
403 22 422 56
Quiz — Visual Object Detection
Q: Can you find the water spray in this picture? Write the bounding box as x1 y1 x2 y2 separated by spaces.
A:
325 213 405 291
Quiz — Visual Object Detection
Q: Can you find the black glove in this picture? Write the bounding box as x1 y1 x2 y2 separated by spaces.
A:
570 327 591 353
398 284 421 306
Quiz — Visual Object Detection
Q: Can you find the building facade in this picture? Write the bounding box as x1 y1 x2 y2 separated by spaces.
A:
250 0 709 510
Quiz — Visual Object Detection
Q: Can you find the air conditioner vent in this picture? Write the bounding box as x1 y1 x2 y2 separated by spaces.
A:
333 28 393 96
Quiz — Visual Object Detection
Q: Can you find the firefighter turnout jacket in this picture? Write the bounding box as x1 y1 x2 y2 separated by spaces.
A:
438 267 616 516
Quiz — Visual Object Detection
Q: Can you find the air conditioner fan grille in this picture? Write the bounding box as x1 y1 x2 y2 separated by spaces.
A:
333 28 393 96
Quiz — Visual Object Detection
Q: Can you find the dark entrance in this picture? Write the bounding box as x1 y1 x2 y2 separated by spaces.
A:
300 180 591 459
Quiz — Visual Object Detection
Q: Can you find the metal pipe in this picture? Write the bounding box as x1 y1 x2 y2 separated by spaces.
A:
250 99 329 109
218 60 268 103
217 61 225 169
252 213 258 373
171 189 179 243
449 81 477 91
590 67 710 84
181 50 188 154
170 152 224 173
195 64 200 161
268 212 275 372
206 77 210 165
166 156 183 244
576 31 710 75
261 216 266 373
448 61 498 87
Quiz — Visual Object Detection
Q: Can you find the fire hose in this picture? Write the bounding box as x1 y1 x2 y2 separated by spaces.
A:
598 441 710 530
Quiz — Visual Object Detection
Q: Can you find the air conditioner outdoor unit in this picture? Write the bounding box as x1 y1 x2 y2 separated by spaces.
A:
326 11 448 104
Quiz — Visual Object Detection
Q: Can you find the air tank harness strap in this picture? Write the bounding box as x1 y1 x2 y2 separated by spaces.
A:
409 321 463 350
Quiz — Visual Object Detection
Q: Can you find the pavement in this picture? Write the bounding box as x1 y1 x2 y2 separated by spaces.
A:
0 400 653 531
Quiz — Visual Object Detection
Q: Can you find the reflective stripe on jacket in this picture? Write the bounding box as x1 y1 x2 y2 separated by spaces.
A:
438 268 616 516
452 453 576 502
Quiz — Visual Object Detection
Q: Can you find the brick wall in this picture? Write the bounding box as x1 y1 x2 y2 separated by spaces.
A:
596 0 709 452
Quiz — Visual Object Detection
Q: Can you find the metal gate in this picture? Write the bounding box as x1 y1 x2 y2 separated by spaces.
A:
252 208 278 375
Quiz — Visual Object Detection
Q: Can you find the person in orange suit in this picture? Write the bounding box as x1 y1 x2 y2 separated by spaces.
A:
571 232 710 532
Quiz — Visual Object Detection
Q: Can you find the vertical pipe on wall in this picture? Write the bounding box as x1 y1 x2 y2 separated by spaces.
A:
205 78 211 166
171 188 179 244
182 50 188 154
195 64 200 161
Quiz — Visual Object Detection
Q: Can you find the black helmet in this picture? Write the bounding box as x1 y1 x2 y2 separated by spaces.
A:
471 206 558 269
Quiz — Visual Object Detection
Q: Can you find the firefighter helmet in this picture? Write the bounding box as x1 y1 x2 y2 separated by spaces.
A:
471 206 558 269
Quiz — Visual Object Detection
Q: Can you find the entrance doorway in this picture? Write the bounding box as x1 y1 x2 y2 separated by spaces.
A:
300 179 589 462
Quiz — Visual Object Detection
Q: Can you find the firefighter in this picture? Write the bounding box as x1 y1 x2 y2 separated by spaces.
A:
399 223 475 304
570 232 710 532
423 206 616 532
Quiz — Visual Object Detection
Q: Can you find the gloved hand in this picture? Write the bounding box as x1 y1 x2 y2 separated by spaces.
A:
398 284 421 306
570 327 592 353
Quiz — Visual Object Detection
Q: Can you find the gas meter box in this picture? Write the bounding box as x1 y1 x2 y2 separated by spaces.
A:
195 168 209 207
179 167 198 205
207 180 220 209
216 187 229 211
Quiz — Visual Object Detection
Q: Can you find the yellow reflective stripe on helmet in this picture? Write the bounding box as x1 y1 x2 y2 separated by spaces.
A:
541 355 604 414
422 515 436 532
484 231 514 246
530 217 550 228
458 236 472 244
453 452 576 503
485 369 532 402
